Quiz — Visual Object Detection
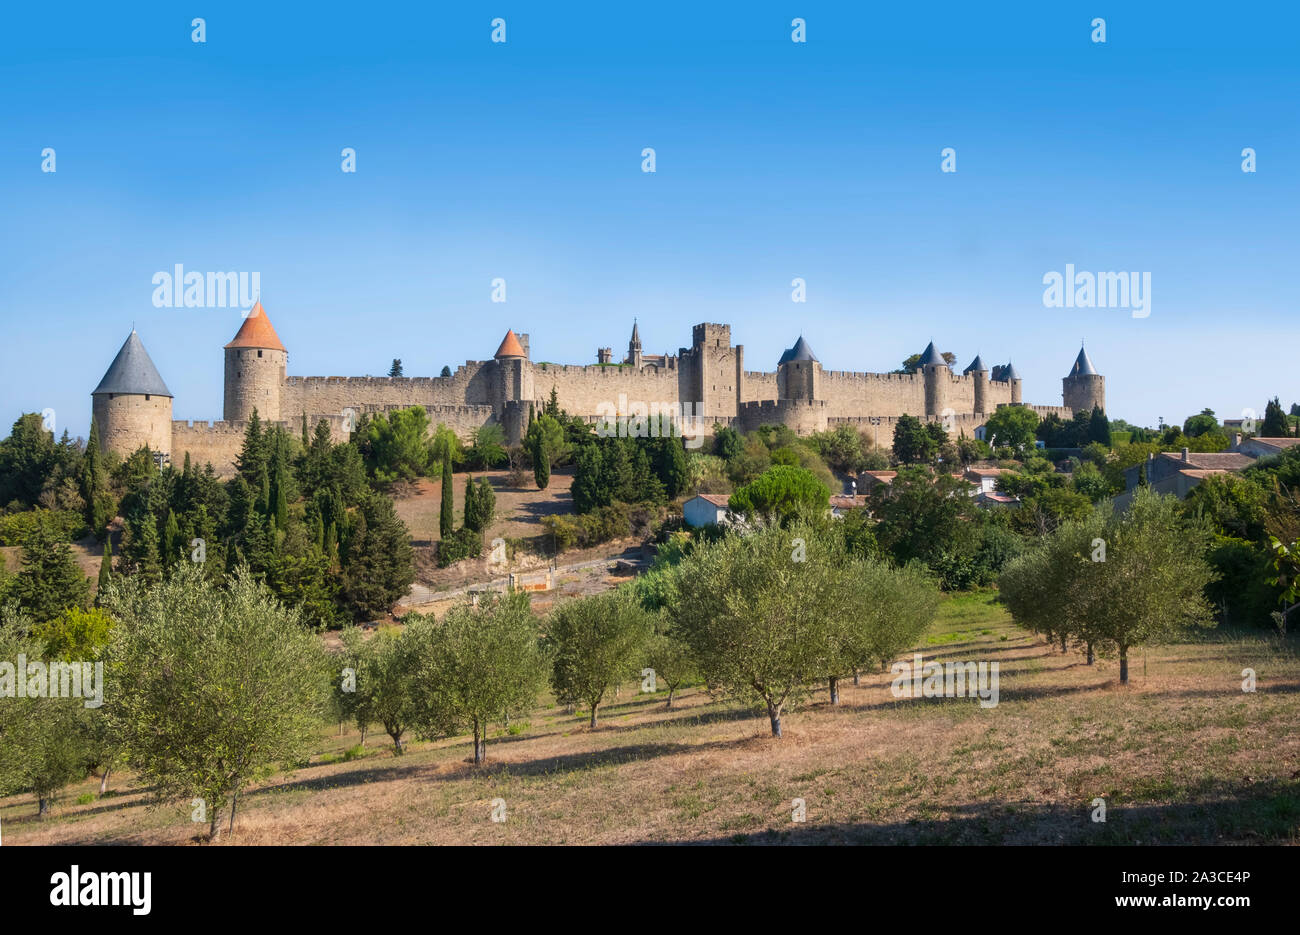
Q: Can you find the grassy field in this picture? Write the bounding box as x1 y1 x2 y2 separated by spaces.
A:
5 592 1299 845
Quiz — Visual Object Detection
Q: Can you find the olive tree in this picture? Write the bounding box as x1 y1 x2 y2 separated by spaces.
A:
548 588 651 729
105 563 329 841
0 615 91 817
406 591 546 764
671 521 843 736
337 625 416 755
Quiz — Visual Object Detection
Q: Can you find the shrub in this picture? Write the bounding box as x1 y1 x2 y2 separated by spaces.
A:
437 527 483 567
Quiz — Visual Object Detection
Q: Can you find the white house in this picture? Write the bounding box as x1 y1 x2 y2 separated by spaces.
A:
683 494 732 528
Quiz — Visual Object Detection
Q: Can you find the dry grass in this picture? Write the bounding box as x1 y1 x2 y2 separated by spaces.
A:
5 592 1299 845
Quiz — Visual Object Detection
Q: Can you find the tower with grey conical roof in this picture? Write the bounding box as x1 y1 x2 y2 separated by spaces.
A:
963 354 989 416
92 330 174 460
919 341 950 417
1062 344 1105 414
777 335 821 401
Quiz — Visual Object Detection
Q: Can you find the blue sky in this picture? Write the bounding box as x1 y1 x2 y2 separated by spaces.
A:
2 1 1297 437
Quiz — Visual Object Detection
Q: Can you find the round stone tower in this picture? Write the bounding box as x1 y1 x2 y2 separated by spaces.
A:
1004 362 1023 404
1062 345 1105 414
919 341 949 417
777 336 821 401
964 354 989 415
92 330 173 459
493 329 533 443
223 301 287 422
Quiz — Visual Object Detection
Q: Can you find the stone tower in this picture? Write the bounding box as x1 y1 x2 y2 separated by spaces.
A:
1062 345 1105 413
493 329 533 443
778 336 821 401
1005 362 1023 404
688 323 740 421
224 301 287 422
92 330 173 459
627 320 642 369
919 341 949 417
964 354 989 416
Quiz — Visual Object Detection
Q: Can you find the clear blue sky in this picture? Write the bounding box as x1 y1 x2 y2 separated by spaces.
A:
2 1 1297 437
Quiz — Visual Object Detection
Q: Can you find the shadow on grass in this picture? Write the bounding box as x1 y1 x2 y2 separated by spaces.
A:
638 778 1300 845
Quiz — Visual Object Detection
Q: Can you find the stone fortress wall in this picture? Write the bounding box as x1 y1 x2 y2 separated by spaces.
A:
99 306 1104 476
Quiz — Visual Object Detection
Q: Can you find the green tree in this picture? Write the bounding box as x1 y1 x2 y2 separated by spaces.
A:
439 454 454 538
33 606 115 661
670 522 844 736
983 405 1040 453
870 467 977 569
344 626 416 753
642 629 696 708
364 406 431 482
891 414 936 465
1088 407 1112 446
105 564 328 839
548 588 651 729
12 520 91 624
407 591 546 764
728 465 830 521
0 617 90 817
96 535 112 599
388 358 403 377
1183 408 1218 438
0 413 57 508
343 493 416 621
1262 397 1289 437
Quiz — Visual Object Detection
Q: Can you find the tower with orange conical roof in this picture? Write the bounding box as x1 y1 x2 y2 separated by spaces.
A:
224 301 288 422
492 329 534 443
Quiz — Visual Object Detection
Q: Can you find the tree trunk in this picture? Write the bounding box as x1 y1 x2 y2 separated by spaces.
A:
38 796 50 819
99 767 111 796
665 687 675 709
589 703 599 729
853 669 860 687
359 725 367 747
828 676 840 705
766 700 783 738
209 811 222 842
1119 646 1129 685
390 730 403 755
228 792 238 836
1086 643 1094 666
1061 633 1067 653
473 723 486 765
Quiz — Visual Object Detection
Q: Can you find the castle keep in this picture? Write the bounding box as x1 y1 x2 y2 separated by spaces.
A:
92 303 1104 474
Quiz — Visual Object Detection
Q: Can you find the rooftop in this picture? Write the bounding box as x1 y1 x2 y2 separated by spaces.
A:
92 331 173 398
224 301 286 351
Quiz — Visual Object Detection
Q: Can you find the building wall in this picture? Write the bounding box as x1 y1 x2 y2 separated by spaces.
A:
95 393 172 458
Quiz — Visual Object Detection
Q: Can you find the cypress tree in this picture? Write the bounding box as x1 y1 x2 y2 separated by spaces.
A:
533 438 550 490
162 509 182 568
477 478 496 529
96 535 112 602
439 455 454 538
463 473 479 532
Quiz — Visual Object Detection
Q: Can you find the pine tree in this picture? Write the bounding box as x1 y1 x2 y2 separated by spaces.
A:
439 455 454 538
389 359 403 377
235 409 269 485
546 386 561 419
13 520 91 623
1088 407 1112 447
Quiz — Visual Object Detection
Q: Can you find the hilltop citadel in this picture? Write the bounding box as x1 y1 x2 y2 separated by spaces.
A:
90 303 1105 474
